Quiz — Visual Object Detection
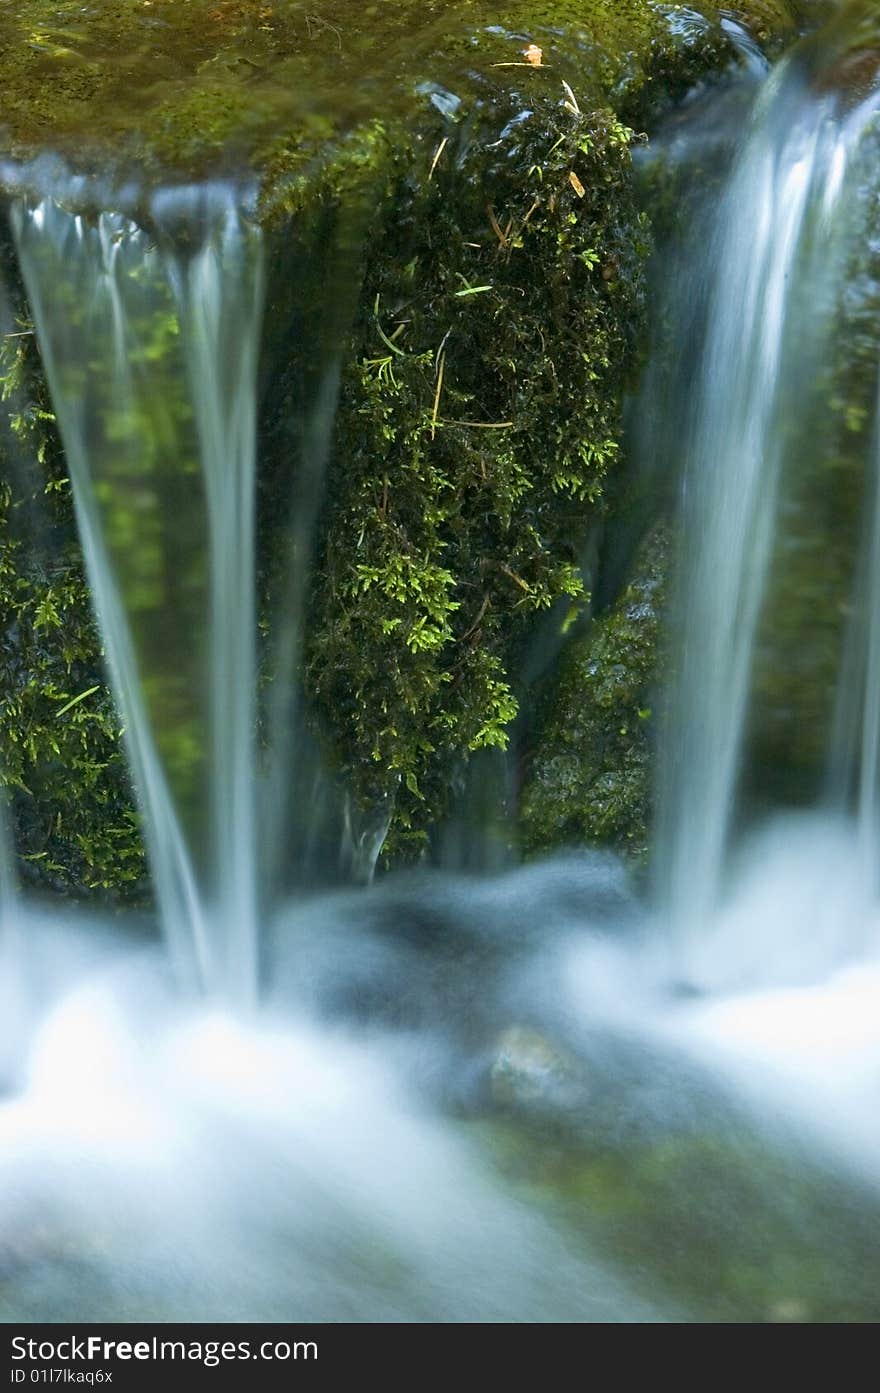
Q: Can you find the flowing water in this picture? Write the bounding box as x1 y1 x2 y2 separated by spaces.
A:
11 186 265 1000
658 61 880 966
4 4 880 1324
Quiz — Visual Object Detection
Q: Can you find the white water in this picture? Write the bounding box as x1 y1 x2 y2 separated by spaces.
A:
0 807 22 1094
3 833 880 1321
562 820 880 1193
0 896 665 1323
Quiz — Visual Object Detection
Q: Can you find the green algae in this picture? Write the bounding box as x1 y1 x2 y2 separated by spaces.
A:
0 2 795 178
473 1111 880 1322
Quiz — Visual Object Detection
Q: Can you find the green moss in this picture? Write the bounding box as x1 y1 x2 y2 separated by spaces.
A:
519 527 667 862
301 97 650 861
0 261 146 897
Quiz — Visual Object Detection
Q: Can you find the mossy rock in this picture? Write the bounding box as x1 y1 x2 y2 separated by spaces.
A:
518 526 667 863
0 3 797 894
476 1109 880 1321
0 3 798 178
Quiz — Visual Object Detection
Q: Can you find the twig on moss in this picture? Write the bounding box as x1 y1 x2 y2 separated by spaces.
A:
55 685 100 719
431 347 446 440
373 294 407 356
520 197 541 233
428 136 449 182
500 564 531 592
461 593 491 643
487 203 513 252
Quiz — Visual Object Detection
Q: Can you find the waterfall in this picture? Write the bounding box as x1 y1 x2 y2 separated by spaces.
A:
657 59 880 973
11 186 265 1001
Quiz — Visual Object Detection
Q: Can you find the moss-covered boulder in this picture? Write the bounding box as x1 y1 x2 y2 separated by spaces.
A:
519 527 667 863
0 2 798 894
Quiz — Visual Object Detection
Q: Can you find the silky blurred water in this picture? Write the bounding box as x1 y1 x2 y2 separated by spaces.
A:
657 63 880 959
12 188 264 1000
3 0 880 1328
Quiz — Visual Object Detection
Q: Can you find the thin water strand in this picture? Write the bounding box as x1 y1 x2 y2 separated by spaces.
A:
156 187 265 1001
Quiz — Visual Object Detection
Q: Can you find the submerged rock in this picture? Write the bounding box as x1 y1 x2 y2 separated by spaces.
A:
490 1024 588 1109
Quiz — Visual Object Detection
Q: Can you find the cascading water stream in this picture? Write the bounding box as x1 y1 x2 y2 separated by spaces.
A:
657 58 880 981
156 188 265 996
11 186 265 1001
